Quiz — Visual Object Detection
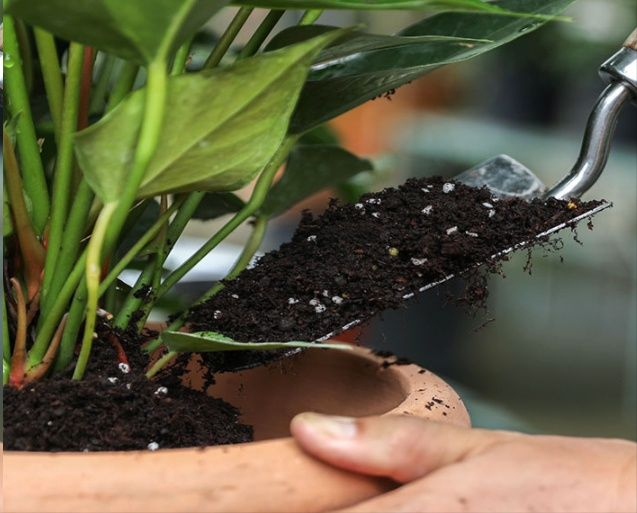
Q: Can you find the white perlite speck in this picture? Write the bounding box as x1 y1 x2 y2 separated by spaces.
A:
107 377 118 384
421 188 430 193
322 290 330 297
309 298 321 306
118 362 130 374
314 304 327 313
331 296 343 305
371 212 381 218
411 257 428 266
354 203 364 209
213 310 222 319
47 420 53 426
442 183 455 193
466 231 479 238
366 198 381 205
421 205 433 215
306 235 317 242
154 386 168 396
446 226 459 235
231 294 239 299
482 202 494 209
488 209 496 218
287 298 299 305
147 442 160 451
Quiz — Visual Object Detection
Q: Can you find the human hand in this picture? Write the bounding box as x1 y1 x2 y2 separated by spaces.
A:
290 413 637 513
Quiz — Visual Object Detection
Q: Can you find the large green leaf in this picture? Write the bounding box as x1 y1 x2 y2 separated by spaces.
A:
283 0 574 133
232 0 503 11
5 0 227 64
74 30 347 203
162 330 353 352
260 144 373 218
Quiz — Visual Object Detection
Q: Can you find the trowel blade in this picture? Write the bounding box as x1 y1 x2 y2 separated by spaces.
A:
455 154 547 200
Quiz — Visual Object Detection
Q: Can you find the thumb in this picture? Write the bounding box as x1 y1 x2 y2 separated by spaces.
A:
290 413 499 483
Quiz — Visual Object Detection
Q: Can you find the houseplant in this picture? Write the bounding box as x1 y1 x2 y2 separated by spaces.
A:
3 0 579 509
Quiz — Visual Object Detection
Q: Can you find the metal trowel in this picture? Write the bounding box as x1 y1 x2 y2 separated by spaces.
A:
310 28 637 342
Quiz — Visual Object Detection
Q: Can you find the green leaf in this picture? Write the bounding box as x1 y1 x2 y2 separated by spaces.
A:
74 29 348 204
284 0 574 133
260 144 373 218
5 0 227 64
192 192 245 220
162 330 353 353
232 0 503 11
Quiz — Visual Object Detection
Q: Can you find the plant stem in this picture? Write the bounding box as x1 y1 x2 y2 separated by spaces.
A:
2 288 11 368
90 54 117 114
112 260 155 330
40 43 85 312
299 9 323 25
52 284 87 373
33 28 65 143
199 215 268 301
154 136 298 301
3 16 50 234
105 61 139 112
237 10 285 59
39 179 94 319
145 350 177 379
203 7 254 69
3 130 46 301
8 279 28 388
73 202 117 380
171 38 193 76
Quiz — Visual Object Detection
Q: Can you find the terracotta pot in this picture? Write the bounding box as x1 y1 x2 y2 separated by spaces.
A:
3 347 470 513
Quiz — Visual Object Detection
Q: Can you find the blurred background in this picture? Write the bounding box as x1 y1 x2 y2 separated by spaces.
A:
158 1 637 439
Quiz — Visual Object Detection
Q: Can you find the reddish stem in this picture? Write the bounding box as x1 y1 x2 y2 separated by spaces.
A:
108 333 130 367
9 278 28 388
78 47 96 130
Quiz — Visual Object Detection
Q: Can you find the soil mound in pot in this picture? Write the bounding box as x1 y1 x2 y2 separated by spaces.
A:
188 176 604 345
3 330 253 452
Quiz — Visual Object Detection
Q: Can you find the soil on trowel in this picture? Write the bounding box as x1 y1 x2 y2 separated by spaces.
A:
3 325 253 452
189 176 604 346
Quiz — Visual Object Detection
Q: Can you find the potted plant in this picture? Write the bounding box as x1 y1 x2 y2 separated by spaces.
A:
3 0 580 511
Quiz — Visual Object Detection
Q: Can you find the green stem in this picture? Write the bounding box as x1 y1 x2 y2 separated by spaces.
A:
52 283 87 373
99 199 183 297
33 28 65 143
171 38 194 76
40 43 85 312
112 259 156 330
299 9 323 25
106 61 139 112
203 7 254 69
154 136 297 301
3 16 50 234
73 203 117 380
237 10 285 59
28 251 86 366
145 350 177 379
89 54 117 114
39 179 94 319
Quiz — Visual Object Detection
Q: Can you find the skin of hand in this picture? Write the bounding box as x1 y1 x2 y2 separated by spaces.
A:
290 413 637 513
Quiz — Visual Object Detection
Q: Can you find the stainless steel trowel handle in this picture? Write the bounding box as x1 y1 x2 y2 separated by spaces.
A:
545 28 637 200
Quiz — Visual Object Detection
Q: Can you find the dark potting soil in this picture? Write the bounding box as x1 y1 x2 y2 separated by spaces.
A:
188 177 605 349
3 326 253 452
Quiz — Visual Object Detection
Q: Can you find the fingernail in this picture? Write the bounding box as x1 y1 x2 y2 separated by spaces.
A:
296 412 358 439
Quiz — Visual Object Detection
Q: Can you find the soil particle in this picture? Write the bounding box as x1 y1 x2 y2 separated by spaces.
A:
188 177 604 350
3 327 252 452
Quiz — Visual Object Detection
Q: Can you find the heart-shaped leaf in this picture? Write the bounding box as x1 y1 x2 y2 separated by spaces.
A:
5 0 227 64
192 192 245 220
74 29 348 204
232 0 503 12
282 0 574 133
162 330 353 352
260 144 373 218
